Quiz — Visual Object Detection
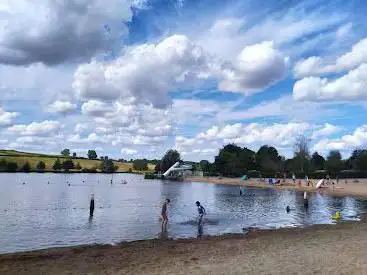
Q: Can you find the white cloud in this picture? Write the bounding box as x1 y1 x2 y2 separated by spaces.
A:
293 63 367 101
73 35 288 107
294 37 367 78
81 100 112 116
311 123 341 139
7 120 61 136
0 0 135 66
48 100 77 114
73 35 212 108
313 125 367 153
0 106 18 126
121 148 137 155
218 41 288 94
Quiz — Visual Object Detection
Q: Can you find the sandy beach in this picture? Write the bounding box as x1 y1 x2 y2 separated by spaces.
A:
188 176 367 198
1 215 367 275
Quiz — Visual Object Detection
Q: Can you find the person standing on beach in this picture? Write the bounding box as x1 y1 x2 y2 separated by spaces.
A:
161 199 170 229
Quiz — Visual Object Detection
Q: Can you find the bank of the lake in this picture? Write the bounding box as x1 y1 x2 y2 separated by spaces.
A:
1 215 367 275
188 176 367 198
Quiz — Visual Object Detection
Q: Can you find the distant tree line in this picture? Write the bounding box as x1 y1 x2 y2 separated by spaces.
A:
197 138 367 178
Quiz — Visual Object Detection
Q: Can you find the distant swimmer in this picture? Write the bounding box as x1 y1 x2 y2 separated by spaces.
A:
161 199 170 229
196 201 206 226
286 206 290 213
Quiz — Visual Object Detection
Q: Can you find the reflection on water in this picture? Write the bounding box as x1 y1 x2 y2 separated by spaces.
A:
0 173 366 254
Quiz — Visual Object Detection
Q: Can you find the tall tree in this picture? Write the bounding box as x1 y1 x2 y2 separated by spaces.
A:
214 144 255 177
326 150 343 174
350 149 367 171
101 159 117 173
199 160 211 172
87 150 98 160
160 149 181 173
61 149 70 157
72 152 77 158
133 159 148 171
294 135 310 172
52 158 62 170
154 160 161 173
36 161 46 171
255 145 281 172
20 162 31 172
310 152 325 170
62 160 74 171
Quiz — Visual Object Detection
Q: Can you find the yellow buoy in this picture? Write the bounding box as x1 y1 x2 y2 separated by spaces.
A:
332 211 341 220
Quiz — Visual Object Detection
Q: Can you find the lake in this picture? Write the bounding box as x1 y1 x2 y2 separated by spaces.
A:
0 173 366 254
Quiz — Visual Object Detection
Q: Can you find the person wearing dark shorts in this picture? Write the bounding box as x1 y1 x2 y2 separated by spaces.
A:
161 199 170 228
196 201 206 225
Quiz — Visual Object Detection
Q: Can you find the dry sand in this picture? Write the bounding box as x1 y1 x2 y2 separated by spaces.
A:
188 176 367 198
1 216 367 275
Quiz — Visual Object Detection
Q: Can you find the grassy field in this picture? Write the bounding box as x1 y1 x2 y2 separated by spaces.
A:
0 150 155 172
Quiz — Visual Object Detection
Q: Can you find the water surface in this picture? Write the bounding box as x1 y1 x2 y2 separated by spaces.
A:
0 173 366 254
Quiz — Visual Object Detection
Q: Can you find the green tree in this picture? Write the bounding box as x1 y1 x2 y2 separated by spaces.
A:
75 162 82 170
255 145 282 172
326 150 343 174
310 152 325 170
62 160 74 171
101 159 117 173
61 149 70 157
133 159 148 171
72 152 77 158
36 161 46 171
350 150 367 171
20 161 31 172
88 150 98 160
199 160 211 172
160 149 181 173
214 144 255 177
52 158 62 170
294 135 310 172
7 161 18 172
154 160 161 173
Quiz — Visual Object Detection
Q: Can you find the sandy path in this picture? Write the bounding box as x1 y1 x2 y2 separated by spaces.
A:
1 217 367 275
187 176 367 198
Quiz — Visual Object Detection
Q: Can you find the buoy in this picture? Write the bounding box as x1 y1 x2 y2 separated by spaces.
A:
286 206 290 213
332 211 341 220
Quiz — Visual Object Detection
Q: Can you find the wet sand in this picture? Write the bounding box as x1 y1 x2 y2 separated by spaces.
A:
1 215 367 275
188 176 367 198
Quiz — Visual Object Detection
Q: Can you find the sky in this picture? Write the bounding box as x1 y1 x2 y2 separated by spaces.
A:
0 0 367 161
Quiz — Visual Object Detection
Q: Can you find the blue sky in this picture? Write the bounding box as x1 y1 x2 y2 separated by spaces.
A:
0 0 366 161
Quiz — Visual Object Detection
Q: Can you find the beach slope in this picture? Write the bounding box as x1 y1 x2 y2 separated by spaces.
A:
1 216 367 275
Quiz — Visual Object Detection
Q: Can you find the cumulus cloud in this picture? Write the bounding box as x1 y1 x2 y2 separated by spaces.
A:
0 0 136 66
218 41 288 94
0 106 18 126
311 123 341 139
7 120 61 136
48 100 77 114
313 125 367 153
294 37 367 78
73 35 288 107
73 35 212 108
293 63 367 101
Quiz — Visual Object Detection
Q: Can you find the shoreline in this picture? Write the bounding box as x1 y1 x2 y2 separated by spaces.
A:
1 214 367 274
187 176 367 199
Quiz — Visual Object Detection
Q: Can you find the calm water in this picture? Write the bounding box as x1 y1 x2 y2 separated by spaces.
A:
0 173 366 254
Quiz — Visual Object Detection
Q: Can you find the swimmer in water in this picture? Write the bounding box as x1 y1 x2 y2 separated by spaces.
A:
161 199 170 229
286 206 290 213
196 201 206 226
